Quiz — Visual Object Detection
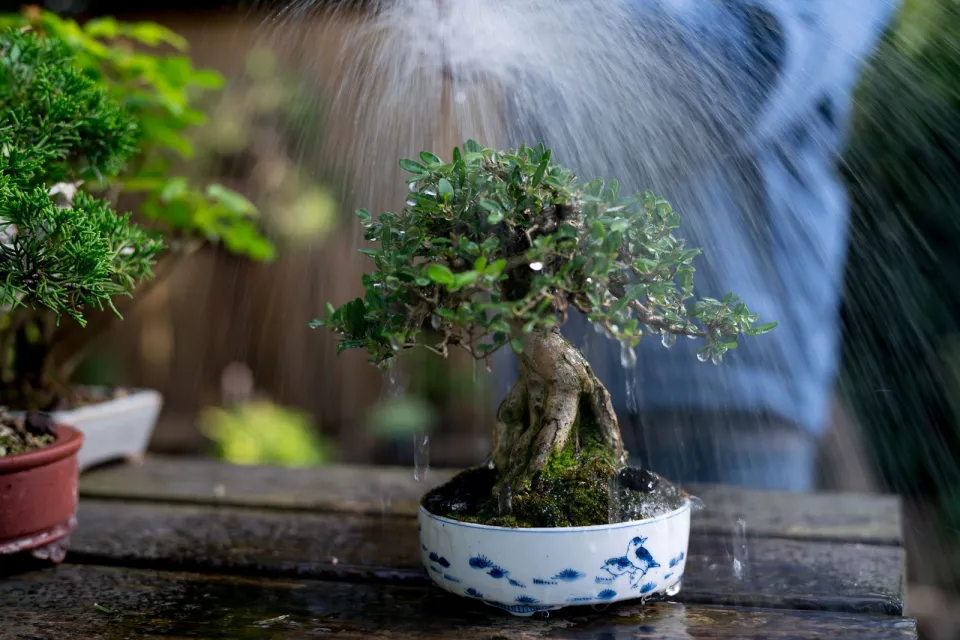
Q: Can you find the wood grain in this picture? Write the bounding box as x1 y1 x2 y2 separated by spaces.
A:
80 457 903 544
68 499 905 614
0 565 918 639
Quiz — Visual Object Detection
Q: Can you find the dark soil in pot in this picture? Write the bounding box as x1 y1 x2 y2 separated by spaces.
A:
0 410 57 456
422 464 688 528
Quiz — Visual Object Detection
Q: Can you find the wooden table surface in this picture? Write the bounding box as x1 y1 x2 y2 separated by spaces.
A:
0 457 917 639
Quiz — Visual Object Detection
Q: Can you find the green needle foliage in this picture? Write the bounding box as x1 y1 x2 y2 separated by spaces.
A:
0 27 161 415
317 141 775 367
0 28 161 324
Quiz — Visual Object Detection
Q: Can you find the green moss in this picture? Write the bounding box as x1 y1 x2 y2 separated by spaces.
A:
508 410 619 528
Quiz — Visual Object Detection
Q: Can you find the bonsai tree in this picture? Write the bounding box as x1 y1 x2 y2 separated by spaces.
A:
318 141 775 526
0 27 161 411
0 10 277 411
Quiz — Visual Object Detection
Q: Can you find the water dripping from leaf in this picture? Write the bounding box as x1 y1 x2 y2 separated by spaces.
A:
625 367 638 415
620 343 637 369
660 330 676 349
529 261 544 271
665 580 682 597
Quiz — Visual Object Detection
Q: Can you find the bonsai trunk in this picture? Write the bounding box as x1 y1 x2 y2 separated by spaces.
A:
491 328 624 492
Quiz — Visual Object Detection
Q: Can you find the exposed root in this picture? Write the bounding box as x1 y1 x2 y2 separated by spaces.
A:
491 328 623 491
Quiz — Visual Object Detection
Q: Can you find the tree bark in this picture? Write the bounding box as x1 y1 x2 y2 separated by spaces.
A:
491 328 623 490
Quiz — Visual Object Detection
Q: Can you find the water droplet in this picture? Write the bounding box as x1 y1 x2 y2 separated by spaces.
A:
660 330 675 349
529 261 544 271
607 473 622 524
689 495 706 512
711 354 723 366
405 199 416 207
696 351 709 363
498 481 513 516
414 434 430 482
591 322 605 335
625 367 638 415
390 335 402 351
665 580 682 597
620 343 637 369
686 334 697 340
408 182 418 192
431 314 441 330
733 518 748 581
487 459 495 470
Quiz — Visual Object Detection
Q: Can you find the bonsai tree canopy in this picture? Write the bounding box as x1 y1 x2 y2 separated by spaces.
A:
0 28 162 411
319 141 775 526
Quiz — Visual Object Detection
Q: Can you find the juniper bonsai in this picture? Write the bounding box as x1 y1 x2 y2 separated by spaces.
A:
318 141 775 526
0 28 161 412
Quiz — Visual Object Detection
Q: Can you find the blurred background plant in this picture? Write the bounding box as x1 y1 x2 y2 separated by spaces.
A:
190 47 338 249
200 360 336 467
0 6 274 260
201 400 335 467
840 0 960 617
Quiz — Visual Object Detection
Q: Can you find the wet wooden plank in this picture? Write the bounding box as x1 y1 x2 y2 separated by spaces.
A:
79 457 902 544
68 499 905 615
0 565 918 639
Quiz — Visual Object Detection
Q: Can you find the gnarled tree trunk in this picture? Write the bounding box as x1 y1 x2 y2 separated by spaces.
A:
491 328 624 490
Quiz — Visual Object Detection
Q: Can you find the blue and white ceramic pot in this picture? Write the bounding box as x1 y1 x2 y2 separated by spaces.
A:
418 498 691 616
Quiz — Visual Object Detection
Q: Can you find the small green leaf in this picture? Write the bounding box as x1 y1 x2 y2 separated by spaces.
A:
426 264 454 285
399 158 426 174
531 150 550 186
485 259 506 277
358 248 378 257
750 321 778 335
437 178 454 201
419 151 442 166
453 270 479 289
474 256 487 272
510 338 524 354
206 184 257 216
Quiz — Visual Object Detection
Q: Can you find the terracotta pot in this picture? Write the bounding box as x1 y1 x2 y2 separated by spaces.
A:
0 425 84 560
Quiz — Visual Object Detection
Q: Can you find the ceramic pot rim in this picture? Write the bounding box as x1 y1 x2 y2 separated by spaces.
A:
0 425 84 474
419 496 691 533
